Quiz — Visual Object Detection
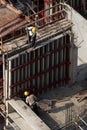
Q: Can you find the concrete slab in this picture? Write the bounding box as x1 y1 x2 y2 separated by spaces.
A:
9 112 33 130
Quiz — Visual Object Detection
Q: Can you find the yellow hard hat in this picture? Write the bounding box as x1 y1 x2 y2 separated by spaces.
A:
24 91 29 96
32 27 36 33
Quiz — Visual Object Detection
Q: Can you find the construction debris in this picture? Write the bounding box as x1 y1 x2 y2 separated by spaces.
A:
74 89 87 102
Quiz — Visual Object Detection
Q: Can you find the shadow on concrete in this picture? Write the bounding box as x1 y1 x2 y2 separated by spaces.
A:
77 63 87 82
38 107 60 130
47 103 74 113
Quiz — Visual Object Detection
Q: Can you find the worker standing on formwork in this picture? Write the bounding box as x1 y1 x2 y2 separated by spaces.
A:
24 91 39 114
27 26 40 47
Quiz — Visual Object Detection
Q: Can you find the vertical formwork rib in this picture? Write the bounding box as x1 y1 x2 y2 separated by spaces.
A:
0 55 3 100
33 51 35 91
52 41 54 88
46 44 49 88
63 36 66 85
8 60 11 99
60 37 63 85
41 47 45 92
37 49 40 91
28 53 30 91
55 39 58 87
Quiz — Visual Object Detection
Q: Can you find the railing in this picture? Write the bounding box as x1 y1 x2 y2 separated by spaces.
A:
25 3 67 28
1 3 67 44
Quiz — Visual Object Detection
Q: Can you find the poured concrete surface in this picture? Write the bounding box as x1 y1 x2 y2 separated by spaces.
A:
66 4 87 65
38 65 87 129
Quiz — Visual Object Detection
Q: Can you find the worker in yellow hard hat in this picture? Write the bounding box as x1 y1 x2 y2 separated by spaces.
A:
24 90 39 114
24 91 29 97
32 27 36 33
27 26 40 47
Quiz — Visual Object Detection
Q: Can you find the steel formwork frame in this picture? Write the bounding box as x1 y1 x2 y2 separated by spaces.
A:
3 33 72 99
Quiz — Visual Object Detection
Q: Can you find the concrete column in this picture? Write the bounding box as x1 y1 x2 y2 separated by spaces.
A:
70 33 77 84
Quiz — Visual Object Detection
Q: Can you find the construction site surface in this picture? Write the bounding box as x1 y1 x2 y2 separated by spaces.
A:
0 0 87 130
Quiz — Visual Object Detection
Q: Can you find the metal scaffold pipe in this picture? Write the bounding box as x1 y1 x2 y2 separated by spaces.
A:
79 116 87 126
74 122 84 130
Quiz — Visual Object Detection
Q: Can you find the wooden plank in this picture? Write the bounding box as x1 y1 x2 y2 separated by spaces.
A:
7 99 50 130
74 90 87 102
8 112 33 130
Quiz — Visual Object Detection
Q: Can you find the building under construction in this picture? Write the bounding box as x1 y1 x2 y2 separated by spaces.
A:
0 0 87 130
0 0 75 101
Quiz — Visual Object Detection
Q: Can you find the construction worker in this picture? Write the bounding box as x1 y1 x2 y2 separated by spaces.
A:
27 26 40 47
24 91 39 114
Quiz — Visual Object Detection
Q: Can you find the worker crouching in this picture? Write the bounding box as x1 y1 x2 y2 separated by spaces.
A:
24 91 39 115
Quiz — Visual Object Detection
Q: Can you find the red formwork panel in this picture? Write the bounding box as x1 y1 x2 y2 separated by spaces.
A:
8 34 71 98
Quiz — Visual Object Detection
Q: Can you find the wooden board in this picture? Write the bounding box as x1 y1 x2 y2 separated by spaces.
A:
9 112 33 130
7 99 50 130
